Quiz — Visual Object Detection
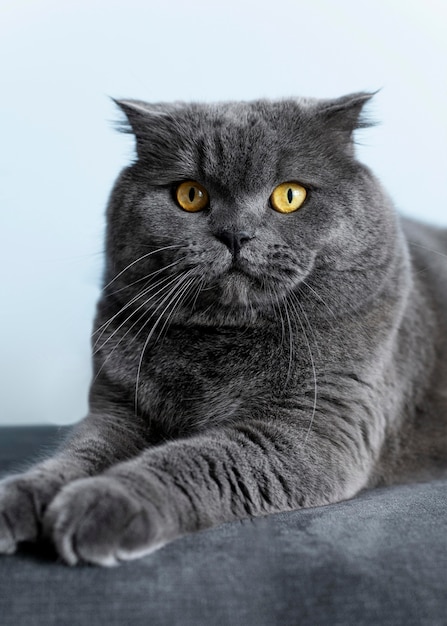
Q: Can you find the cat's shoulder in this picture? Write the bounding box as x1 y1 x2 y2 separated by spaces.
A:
401 215 447 245
401 215 447 267
401 216 447 314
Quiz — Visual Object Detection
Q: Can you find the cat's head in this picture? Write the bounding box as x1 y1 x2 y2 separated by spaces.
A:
104 93 398 326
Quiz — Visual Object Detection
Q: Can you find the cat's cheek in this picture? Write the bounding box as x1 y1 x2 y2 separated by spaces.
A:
43 476 165 567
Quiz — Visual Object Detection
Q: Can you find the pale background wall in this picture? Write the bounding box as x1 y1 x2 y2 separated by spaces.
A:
1 0 446 425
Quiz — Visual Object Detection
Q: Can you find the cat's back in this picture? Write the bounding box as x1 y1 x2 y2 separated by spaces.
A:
402 216 447 267
398 216 447 480
402 216 447 309
401 215 447 378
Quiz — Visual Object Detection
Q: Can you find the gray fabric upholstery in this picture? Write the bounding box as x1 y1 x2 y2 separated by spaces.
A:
0 427 446 626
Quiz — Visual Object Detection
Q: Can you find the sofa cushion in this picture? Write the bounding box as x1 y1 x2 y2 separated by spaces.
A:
0 427 446 626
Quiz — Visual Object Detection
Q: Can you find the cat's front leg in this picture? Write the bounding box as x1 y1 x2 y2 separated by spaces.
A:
45 418 372 566
43 475 166 566
0 411 149 554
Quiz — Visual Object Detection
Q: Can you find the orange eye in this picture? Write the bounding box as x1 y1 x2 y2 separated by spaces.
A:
270 182 307 214
176 181 209 212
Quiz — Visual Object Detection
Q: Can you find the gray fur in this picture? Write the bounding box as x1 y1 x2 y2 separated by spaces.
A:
1 94 446 566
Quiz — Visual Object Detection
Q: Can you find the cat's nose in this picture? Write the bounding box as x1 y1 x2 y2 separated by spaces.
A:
215 230 253 256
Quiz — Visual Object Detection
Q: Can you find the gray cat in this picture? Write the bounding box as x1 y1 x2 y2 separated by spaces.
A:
1 93 446 566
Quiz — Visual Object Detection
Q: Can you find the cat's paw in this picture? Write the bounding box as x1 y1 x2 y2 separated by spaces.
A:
44 476 165 567
0 473 58 554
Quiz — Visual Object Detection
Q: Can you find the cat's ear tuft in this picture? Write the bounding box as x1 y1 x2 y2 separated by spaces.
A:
317 91 378 148
111 98 181 159
111 98 187 165
112 98 160 135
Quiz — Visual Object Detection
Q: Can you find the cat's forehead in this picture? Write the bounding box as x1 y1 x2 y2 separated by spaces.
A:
121 94 368 191
187 103 284 190
182 99 310 141
168 100 318 192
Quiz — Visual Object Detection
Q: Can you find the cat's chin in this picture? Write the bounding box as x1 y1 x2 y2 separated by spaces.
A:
171 255 314 326
194 270 297 322
219 269 255 307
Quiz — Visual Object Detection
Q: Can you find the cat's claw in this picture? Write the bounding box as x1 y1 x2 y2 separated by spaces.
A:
45 476 163 567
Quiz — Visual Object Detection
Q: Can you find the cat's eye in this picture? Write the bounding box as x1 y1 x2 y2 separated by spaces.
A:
270 182 307 214
176 181 209 212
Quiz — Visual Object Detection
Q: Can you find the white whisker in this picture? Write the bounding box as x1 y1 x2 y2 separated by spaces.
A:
106 256 187 297
408 241 447 261
190 277 206 312
91 274 194 382
101 244 183 292
301 279 337 320
272 290 287 354
93 275 177 355
134 269 196 414
293 290 322 361
153 275 199 345
93 272 182 351
282 298 295 387
288 293 318 445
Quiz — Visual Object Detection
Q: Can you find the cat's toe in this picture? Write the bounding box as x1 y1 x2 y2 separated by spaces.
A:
45 476 160 567
0 476 45 553
0 511 16 554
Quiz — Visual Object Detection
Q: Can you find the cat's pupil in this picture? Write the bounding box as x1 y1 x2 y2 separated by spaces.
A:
189 187 196 202
287 188 293 204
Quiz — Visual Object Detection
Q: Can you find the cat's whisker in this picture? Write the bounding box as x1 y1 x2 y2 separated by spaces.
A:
101 244 183 292
190 276 206 312
94 269 194 386
293 290 323 361
106 256 188 297
92 304 174 385
94 273 198 384
408 241 447 261
153 275 199 346
93 272 182 351
94 294 172 380
92 274 175 348
297 286 363 391
93 272 176 340
269 287 287 355
300 279 337 320
131 269 196 348
134 269 196 414
275 294 287 354
93 257 189 339
288 293 318 445
93 256 189 342
297 281 348 338
282 298 295 388
94 271 190 354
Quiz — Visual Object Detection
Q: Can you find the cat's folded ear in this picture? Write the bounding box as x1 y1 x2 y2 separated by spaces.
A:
315 91 377 151
113 99 175 126
112 98 182 159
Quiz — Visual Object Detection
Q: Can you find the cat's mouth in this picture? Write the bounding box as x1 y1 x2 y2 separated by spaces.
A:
225 259 260 287
196 248 314 311
213 257 269 307
227 262 247 277
227 254 255 275
225 260 253 283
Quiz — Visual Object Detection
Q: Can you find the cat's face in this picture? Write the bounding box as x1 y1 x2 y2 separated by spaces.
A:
104 94 397 325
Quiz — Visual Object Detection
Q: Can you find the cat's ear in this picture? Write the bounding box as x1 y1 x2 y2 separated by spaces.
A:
112 98 180 158
113 99 173 127
316 91 377 150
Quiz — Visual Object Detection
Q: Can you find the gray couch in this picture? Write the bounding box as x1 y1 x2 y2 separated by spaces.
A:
0 426 446 626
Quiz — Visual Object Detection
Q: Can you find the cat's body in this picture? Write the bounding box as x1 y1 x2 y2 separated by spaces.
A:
1 94 446 566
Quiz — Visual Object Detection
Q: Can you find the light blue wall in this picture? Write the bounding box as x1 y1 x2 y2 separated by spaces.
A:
1 0 446 425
